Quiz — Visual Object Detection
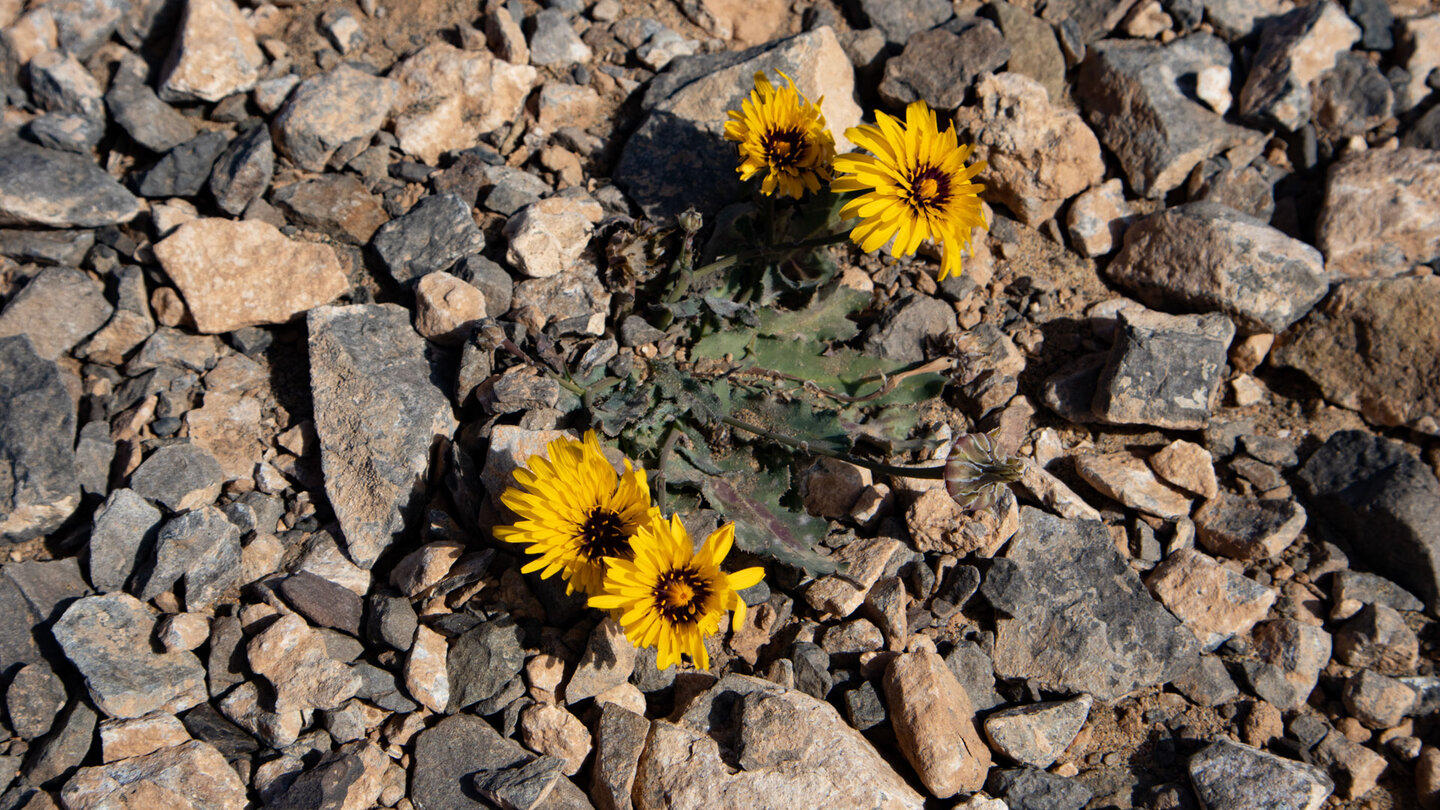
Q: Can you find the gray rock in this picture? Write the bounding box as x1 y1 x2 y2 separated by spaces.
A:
529 8 592 66
412 714 530 810
984 695 1093 769
279 571 364 636
26 112 105 153
1343 669 1417 729
129 443 224 513
1092 308 1234 430
878 22 1009 111
447 616 526 712
943 639 1003 710
1077 35 1261 198
843 680 888 732
88 488 161 594
1039 0 1139 41
791 642 832 700
105 55 197 154
271 65 400 172
1188 739 1332 810
989 0 1067 103
371 193 486 284
1332 570 1425 616
452 254 513 318
1313 53 1393 139
474 755 566 810
206 612 246 699
365 592 418 651
135 131 231 198
1403 104 1440 149
62 738 249 809
5 660 67 740
858 0 953 44
1171 654 1240 707
1195 494 1307 561
208 125 274 216
481 168 549 216
1242 619 1332 711
987 767 1093 810
21 699 96 788
591 702 648 810
1238 1 1361 132
75 265 155 367
0 336 80 543
267 741 386 810
1334 603 1419 672
0 559 90 678
863 296 957 364
308 304 458 568
0 265 113 360
1107 202 1328 334
353 661 418 714
986 508 1200 701
136 505 241 610
272 173 389 245
1040 351 1108 423
45 0 128 59
51 593 208 719
0 227 94 266
1346 0 1393 50
1295 430 1440 613
1187 159 1279 220
26 50 103 122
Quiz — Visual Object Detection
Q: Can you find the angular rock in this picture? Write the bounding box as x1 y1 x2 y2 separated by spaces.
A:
1108 202 1328 334
1195 494 1306 561
987 768 1092 810
991 0 1067 102
1343 670 1416 729
51 593 208 719
75 266 155 366
1148 439 1218 499
1315 149 1440 280
510 269 611 337
266 741 388 810
27 50 103 121
986 508 1200 701
565 618 637 705
804 535 902 618
1397 14 1440 112
1188 739 1332 810
0 266 112 361
1334 604 1419 672
1146 547 1276 650
1077 35 1261 198
0 559 89 676
372 193 486 285
475 756 566 810
136 505 241 610
216 680 302 748
411 714 530 809
954 71 1104 226
153 218 347 334
405 624 450 714
272 65 400 172
61 739 245 810
863 295 956 364
390 43 538 165
518 703 591 776
272 174 388 245
98 712 192 762
1331 570 1425 620
6 661 67 740
591 702 648 810
0 336 79 542
157 0 264 103
529 8 592 66
1066 177 1135 257
1238 1 1361 131
447 616 526 712
135 131 230 198
1313 729 1387 800
1076 452 1193 519
0 136 140 227
23 697 97 788
503 196 597 280
1312 52 1393 140
128 443 224 512
878 22 1008 111
105 55 196 154
635 674 925 809
1092 308 1234 430
616 27 862 220
207 125 273 216
1243 619 1332 711
248 613 361 714
982 695 1092 770
308 304 458 568
883 650 991 797
278 571 363 636
858 0 952 44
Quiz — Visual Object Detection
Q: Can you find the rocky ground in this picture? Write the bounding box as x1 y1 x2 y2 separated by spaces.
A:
1 0 1440 808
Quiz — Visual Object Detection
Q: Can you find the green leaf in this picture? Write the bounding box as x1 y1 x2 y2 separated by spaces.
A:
755 284 868 342
698 471 839 576
730 392 852 456
652 362 728 426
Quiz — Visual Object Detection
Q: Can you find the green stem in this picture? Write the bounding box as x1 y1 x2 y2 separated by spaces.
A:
653 423 681 513
720 415 946 480
688 230 852 285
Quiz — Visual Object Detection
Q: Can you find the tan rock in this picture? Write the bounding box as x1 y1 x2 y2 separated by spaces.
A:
519 703 592 776
98 713 192 762
526 653 566 702
1067 178 1135 257
955 72 1105 226
697 0 790 45
247 613 361 714
906 488 1019 556
1397 14 1440 113
156 613 211 652
62 740 246 810
391 43 538 165
503 197 598 279
1418 746 1440 810
158 0 264 103
1148 439 1218 499
536 82 601 132
405 625 450 714
883 650 991 797
389 541 465 597
1230 332 1275 373
565 617 638 705
1314 728 1387 800
593 682 647 715
1145 548 1276 650
804 535 902 617
414 272 486 345
484 7 529 64
1195 493 1306 560
184 390 267 484
1018 458 1102 521
1237 0 1360 130
727 601 783 665
153 219 346 334
1317 149 1440 279
2 9 57 67
1076 452 1193 519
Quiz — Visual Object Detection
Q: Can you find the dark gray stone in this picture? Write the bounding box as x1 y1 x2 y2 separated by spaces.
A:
1171 654 1240 707
1347 0 1393 50
1040 0 1138 41
208 125 274 216
366 591 418 651
1188 739 1333 809
989 0 1067 102
1403 104 1440 149
135 131 231 198
791 642 832 700
1333 570 1425 614
0 228 92 266
105 56 197 154
267 744 367 810
481 169 548 217
88 488 161 593
988 767 1093 810
987 508 1200 701
474 755 565 810
220 491 283 537
591 702 648 810
353 661 418 714
411 714 529 810
1296 430 1440 613
1108 202 1328 335
371 193 486 284
528 8 591 67
1040 351 1108 423
1334 603 1418 671
21 700 96 788
1077 35 1261 198
5 660 67 740
72 422 114 500
272 173 389 245
206 612 246 699
943 639 1003 710
45 0 128 59
1092 309 1234 430
1240 619 1332 711
447 616 526 712
842 680 888 731
25 113 104 153
0 265 112 360
128 443 224 513
278 571 363 636
307 304 458 568
452 255 513 318
0 336 79 542
858 0 953 44
1187 158 1278 220
929 564 981 621
0 559 90 684
863 296 957 364
1313 53 1393 139
135 505 241 610
181 701 259 759
878 22 1008 111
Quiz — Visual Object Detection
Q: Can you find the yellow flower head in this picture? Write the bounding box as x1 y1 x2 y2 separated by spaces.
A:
723 70 837 199
493 431 655 597
831 100 987 281
589 514 764 670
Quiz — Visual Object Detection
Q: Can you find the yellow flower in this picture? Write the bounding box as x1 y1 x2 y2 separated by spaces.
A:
493 431 655 597
831 100 987 281
589 514 764 670
724 70 837 199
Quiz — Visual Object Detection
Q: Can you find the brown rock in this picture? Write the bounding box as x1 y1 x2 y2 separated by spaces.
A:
247 613 361 714
1314 729 1386 800
592 702 648 810
519 702 592 776
390 43 538 165
801 457 872 519
1343 670 1417 730
413 272 485 345
1230 333 1275 374
955 72 1104 226
1241 700 1284 747
405 624 450 713
1076 452 1193 519
1334 604 1420 673
1398 14 1440 112
565 617 638 705
883 650 991 797
1418 746 1440 810
536 82 602 132
389 541 465 597
803 535 901 618
1316 149 1440 279
906 488 1018 556
61 740 246 810
1248 619 1331 711
272 174 388 244
1145 548 1276 650
1148 440 1218 499
153 219 346 334
485 7 529 64
1237 1 1360 131
1195 493 1306 560
184 390 267 484
158 0 264 103
1066 178 1135 257
98 713 191 762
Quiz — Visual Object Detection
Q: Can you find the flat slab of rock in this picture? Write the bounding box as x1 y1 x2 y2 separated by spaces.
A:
308 305 457 568
1076 452 1193 519
248 613 361 714
153 218 347 334
272 65 400 172
0 336 79 542
1108 201 1327 334
1188 739 1332 810
0 136 140 227
373 193 486 285
52 593 209 719
636 674 925 808
1195 493 1306 561
0 266 112 360
1273 277 1440 434
1092 307 1234 430
389 43 538 165
1077 34 1261 198
136 505 242 611
1146 547 1276 650
411 714 529 809
983 695 1092 769
616 27 862 220
986 507 1200 701
1316 148 1440 279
